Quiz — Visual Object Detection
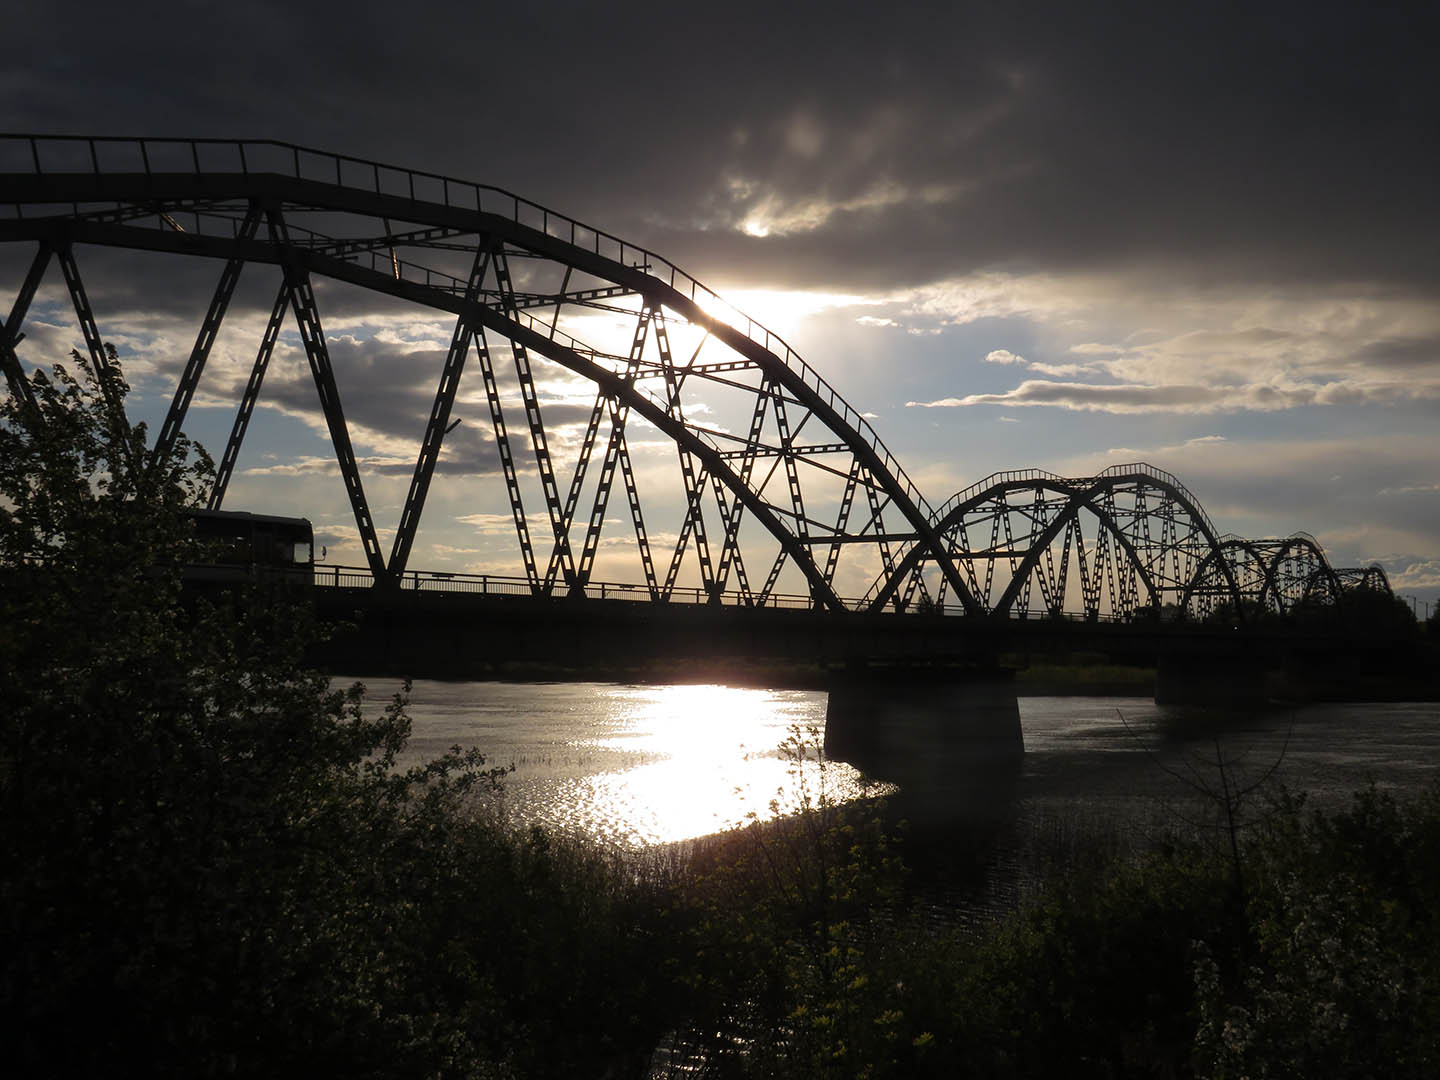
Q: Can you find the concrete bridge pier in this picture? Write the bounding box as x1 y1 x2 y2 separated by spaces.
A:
1153 653 1270 708
823 667 1024 784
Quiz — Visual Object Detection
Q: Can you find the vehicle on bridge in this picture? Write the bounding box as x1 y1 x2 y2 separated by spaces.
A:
182 508 314 585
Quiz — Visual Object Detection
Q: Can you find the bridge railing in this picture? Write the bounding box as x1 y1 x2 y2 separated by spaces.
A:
925 462 1222 542
1095 462 1221 540
310 564 827 609
308 563 1140 622
0 133 930 518
927 467 1067 525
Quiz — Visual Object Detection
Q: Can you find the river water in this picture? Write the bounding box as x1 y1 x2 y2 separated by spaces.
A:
354 677 1439 910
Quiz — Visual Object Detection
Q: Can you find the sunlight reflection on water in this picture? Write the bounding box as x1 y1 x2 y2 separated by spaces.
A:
359 678 877 847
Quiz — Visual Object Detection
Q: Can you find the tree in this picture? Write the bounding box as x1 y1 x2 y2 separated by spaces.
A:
0 352 524 1074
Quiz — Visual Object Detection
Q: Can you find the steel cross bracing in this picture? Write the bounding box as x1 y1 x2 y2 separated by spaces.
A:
490 243 577 589
56 244 136 478
870 469 1237 619
151 201 263 473
388 243 491 579
209 281 288 509
565 302 655 594
0 135 1389 620
269 208 387 578
1 240 50 418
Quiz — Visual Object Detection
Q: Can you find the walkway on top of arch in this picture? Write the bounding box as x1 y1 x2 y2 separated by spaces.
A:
0 135 1390 621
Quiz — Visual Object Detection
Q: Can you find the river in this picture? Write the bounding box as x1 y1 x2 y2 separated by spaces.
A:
352 677 1440 913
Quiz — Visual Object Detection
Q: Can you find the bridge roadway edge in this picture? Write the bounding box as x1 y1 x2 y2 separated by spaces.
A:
284 585 1436 772
304 585 1035 775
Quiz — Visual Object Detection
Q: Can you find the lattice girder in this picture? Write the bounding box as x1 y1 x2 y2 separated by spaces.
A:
870 467 1236 619
0 138 971 609
0 137 1389 620
1258 536 1337 615
1334 565 1393 597
1182 538 1267 619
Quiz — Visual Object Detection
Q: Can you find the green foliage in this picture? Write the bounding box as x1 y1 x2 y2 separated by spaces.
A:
1192 785 1440 1078
1203 598 1274 628
944 843 1235 1078
671 725 933 1078
909 783 1440 1079
0 354 672 1076
1294 585 1419 635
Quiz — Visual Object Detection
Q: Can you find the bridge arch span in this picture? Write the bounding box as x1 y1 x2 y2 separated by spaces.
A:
0 135 973 611
1181 537 1267 619
0 135 1385 624
1334 565 1393 597
1253 535 1339 616
1181 534 1396 622
868 465 1238 619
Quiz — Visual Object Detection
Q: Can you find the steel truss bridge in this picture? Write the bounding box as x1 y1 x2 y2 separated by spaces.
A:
0 136 1393 626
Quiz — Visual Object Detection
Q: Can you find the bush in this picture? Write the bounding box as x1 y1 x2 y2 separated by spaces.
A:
1192 785 1440 1078
667 725 935 1078
0 353 675 1076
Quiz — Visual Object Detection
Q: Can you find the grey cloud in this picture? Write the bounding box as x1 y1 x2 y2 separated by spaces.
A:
1353 338 1440 370
3 1 1437 299
910 375 1440 414
909 380 1231 412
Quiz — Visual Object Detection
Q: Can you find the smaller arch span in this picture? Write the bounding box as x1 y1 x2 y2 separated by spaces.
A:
1334 565 1393 596
1253 534 1339 616
868 464 1238 620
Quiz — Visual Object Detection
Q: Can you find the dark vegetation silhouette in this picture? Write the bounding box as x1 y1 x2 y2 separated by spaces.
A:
0 353 674 1076
4 350 1439 1077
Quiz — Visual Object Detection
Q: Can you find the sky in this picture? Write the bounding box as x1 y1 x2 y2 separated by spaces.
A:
4 1 1438 612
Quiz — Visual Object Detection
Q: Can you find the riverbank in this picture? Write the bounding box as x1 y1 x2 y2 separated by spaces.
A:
632 759 1440 1076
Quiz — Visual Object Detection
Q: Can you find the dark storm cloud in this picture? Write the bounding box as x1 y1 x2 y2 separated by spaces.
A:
1353 337 1440 371
5 1 1436 295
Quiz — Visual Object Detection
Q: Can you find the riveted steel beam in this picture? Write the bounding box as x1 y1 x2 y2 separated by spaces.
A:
267 208 386 578
56 244 136 478
388 243 492 579
0 241 50 417
151 200 263 472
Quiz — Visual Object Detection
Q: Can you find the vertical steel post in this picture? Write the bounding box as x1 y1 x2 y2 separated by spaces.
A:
473 322 540 588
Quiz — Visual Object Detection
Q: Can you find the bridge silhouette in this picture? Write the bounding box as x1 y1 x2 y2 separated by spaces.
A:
1 136 1409 760
0 136 1390 620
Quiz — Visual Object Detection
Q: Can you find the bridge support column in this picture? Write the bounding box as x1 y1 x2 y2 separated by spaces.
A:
823 667 1023 782
1153 655 1269 708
